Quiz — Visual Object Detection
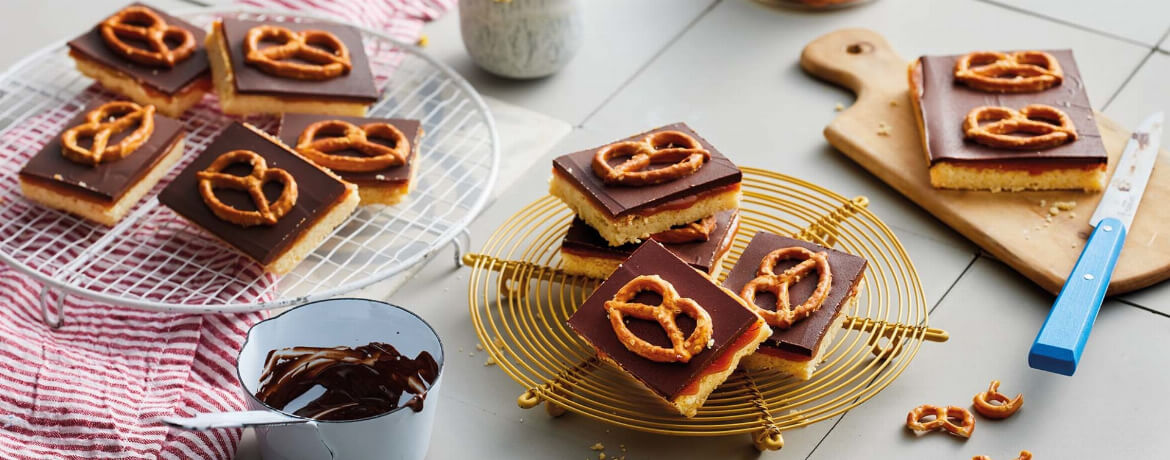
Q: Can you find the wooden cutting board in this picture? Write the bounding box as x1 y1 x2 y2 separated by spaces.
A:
800 28 1170 295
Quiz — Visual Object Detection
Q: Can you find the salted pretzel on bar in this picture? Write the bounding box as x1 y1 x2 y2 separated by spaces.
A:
603 275 713 363
954 51 1063 93
974 451 1032 460
592 130 710 186
197 150 298 227
650 215 717 244
963 104 1077 150
906 404 975 438
60 101 156 166
739 247 833 330
244 25 352 80
100 6 196 68
972 380 1023 419
295 120 410 172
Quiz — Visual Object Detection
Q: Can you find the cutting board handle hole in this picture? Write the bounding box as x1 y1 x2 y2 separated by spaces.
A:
846 42 873 55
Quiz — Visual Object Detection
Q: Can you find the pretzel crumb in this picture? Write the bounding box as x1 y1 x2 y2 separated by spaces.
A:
484 356 496 366
493 337 505 348
834 103 845 111
599 454 607 460
1048 206 1060 216
417 35 429 47
475 343 483 351
876 122 891 136
591 443 604 451
1054 200 1076 210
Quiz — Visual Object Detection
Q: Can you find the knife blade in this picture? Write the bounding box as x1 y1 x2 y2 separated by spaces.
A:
1029 111 1162 376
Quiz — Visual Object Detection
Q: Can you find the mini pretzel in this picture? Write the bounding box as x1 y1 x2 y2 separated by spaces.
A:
60 101 156 166
650 215 717 244
974 451 1032 460
906 404 975 438
592 130 710 186
964 105 1077 150
954 51 1063 93
295 120 410 172
196 150 298 227
604 275 713 363
245 25 352 80
100 6 196 68
972 380 1023 419
739 247 833 329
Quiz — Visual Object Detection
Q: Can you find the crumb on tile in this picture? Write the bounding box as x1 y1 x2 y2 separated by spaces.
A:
484 356 496 366
416 35 429 47
475 343 483 351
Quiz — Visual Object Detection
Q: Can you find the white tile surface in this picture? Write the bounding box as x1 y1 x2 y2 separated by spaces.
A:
582 0 1148 246
1101 52 1170 314
808 256 1170 459
982 0 1170 47
419 0 717 125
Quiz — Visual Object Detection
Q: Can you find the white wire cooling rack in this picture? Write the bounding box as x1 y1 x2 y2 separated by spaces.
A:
0 8 499 324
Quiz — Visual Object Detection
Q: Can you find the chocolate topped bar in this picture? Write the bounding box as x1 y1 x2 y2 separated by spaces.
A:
19 102 184 202
219 18 378 103
912 50 1106 167
67 3 209 95
551 123 742 218
277 113 421 185
562 210 739 273
722 232 866 359
158 122 349 264
567 241 759 399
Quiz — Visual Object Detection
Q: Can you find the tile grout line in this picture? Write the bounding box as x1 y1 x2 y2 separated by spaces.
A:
929 253 979 315
801 253 979 459
576 0 724 128
1100 47 1157 112
976 0 1156 49
1116 298 1170 320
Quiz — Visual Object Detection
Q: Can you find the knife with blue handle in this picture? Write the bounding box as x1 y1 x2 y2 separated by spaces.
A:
1029 111 1163 376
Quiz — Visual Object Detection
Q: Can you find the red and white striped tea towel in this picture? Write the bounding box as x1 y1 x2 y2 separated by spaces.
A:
0 1 452 458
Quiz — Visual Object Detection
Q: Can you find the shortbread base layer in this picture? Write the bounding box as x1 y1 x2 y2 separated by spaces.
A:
928 161 1107 192
596 317 771 418
70 51 208 118
549 173 741 247
206 23 371 117
560 247 729 280
265 187 360 275
672 318 772 418
18 138 186 226
739 281 862 380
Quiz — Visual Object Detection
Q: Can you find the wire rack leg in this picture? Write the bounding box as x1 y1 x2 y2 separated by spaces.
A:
38 285 66 329
452 228 472 268
742 371 784 451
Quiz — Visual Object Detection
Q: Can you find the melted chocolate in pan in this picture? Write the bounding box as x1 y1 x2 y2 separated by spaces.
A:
255 342 439 421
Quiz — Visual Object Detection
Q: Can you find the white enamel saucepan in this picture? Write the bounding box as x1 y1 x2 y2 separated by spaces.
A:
163 298 445 460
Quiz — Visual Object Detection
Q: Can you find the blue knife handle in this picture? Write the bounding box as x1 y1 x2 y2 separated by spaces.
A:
1028 217 1126 376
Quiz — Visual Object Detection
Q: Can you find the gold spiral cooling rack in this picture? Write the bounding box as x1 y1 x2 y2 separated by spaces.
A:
463 167 949 451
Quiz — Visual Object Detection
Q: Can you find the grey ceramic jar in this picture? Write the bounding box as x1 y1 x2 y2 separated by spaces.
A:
459 0 584 79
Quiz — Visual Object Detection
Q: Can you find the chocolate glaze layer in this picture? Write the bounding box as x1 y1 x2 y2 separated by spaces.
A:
277 113 421 185
721 232 867 359
255 342 439 421
158 122 349 265
220 18 378 102
67 2 209 95
551 123 742 218
562 210 739 274
912 50 1106 167
566 241 758 399
19 101 184 202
